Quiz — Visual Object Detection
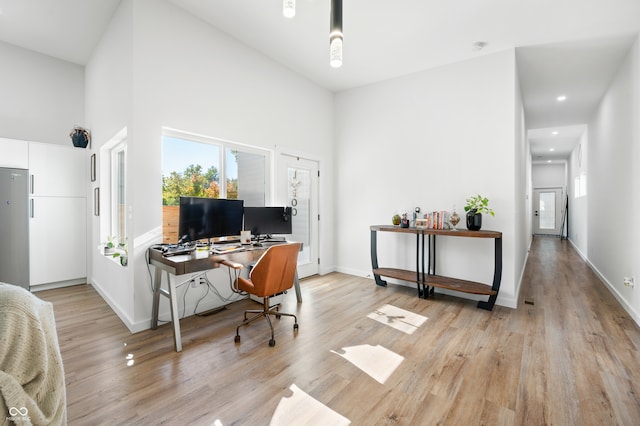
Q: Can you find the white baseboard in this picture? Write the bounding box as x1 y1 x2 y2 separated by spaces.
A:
90 278 138 333
495 293 518 309
334 266 370 278
581 256 640 328
319 265 337 275
568 238 588 261
30 278 87 292
509 237 534 310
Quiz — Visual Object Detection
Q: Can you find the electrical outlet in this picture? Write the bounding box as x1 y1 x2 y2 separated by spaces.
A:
623 277 635 288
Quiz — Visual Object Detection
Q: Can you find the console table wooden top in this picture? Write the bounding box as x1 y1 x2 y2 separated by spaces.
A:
370 225 502 239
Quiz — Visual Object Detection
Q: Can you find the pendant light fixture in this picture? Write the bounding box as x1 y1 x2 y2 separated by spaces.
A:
283 0 295 18
330 0 343 68
282 0 343 68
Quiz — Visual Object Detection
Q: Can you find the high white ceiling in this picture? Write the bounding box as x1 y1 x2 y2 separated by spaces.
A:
0 0 121 65
528 125 587 163
1 0 639 161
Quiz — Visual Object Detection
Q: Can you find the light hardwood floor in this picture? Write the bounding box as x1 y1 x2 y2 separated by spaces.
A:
38 237 640 425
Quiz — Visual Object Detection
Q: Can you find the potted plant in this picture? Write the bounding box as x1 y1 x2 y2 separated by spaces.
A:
101 236 128 266
464 195 495 230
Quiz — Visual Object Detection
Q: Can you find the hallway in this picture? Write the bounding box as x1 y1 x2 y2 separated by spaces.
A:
516 236 640 424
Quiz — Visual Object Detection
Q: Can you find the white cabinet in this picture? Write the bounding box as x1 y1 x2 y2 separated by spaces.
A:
28 142 85 197
28 142 87 288
0 138 29 169
29 197 87 286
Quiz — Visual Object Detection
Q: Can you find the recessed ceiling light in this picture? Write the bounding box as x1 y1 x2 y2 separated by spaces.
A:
547 160 552 163
549 148 555 152
552 131 558 135
557 95 567 102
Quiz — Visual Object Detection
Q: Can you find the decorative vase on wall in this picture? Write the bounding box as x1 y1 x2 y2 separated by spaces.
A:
466 210 482 231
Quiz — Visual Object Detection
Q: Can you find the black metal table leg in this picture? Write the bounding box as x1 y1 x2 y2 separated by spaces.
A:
370 229 387 287
477 237 502 311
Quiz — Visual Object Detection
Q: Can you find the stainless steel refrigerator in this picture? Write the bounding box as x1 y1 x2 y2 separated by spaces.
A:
0 167 29 289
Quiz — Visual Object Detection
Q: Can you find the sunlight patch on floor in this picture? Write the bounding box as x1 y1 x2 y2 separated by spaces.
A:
331 344 404 384
367 304 428 334
269 384 351 426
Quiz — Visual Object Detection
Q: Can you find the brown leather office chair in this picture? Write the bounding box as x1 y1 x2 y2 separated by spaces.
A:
224 243 301 347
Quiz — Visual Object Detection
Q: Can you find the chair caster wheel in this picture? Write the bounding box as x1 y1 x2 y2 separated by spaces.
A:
276 314 281 319
293 323 299 330
234 335 240 343
269 339 276 347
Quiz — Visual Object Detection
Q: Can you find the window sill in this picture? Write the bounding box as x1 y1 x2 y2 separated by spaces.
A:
97 246 128 267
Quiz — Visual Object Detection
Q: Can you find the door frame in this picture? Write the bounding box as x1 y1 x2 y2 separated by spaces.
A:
533 187 564 236
276 150 320 278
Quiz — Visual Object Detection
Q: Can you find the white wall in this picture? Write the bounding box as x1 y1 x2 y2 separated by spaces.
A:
513 66 532 301
0 41 84 145
85 0 134 328
334 50 523 308
532 163 566 188
84 0 135 327
568 130 588 257
85 0 334 331
587 34 639 324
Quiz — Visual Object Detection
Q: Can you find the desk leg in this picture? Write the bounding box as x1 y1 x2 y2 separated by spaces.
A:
294 271 302 303
167 274 182 352
150 266 162 329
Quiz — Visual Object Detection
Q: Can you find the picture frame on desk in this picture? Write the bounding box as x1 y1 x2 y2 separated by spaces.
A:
415 218 428 229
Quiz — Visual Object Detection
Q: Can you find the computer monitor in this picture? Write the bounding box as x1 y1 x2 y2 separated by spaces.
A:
178 197 244 243
243 206 292 239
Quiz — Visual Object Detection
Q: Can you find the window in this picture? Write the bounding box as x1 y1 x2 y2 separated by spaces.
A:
161 130 271 243
574 173 587 198
112 142 126 243
100 127 128 248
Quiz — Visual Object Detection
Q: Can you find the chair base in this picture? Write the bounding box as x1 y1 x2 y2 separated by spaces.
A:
235 296 298 347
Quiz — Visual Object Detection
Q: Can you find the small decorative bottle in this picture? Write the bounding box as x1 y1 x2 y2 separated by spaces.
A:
449 205 460 230
400 212 410 228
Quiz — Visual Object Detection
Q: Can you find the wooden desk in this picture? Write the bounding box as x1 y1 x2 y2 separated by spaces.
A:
370 225 502 310
148 243 302 352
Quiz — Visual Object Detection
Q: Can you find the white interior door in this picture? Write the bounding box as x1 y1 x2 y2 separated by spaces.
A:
279 155 319 278
533 188 563 235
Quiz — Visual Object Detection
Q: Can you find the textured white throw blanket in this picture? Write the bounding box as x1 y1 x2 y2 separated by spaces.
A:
0 283 66 425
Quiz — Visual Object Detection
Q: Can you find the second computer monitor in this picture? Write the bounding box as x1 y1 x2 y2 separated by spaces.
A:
243 206 292 238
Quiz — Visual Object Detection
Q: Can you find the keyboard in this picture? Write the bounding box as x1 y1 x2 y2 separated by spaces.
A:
211 244 243 254
161 245 195 257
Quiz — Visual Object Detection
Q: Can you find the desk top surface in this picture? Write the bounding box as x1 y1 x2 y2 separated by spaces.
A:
148 241 296 275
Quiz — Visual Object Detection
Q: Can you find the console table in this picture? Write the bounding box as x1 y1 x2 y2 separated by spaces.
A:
370 225 502 310
148 242 302 352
